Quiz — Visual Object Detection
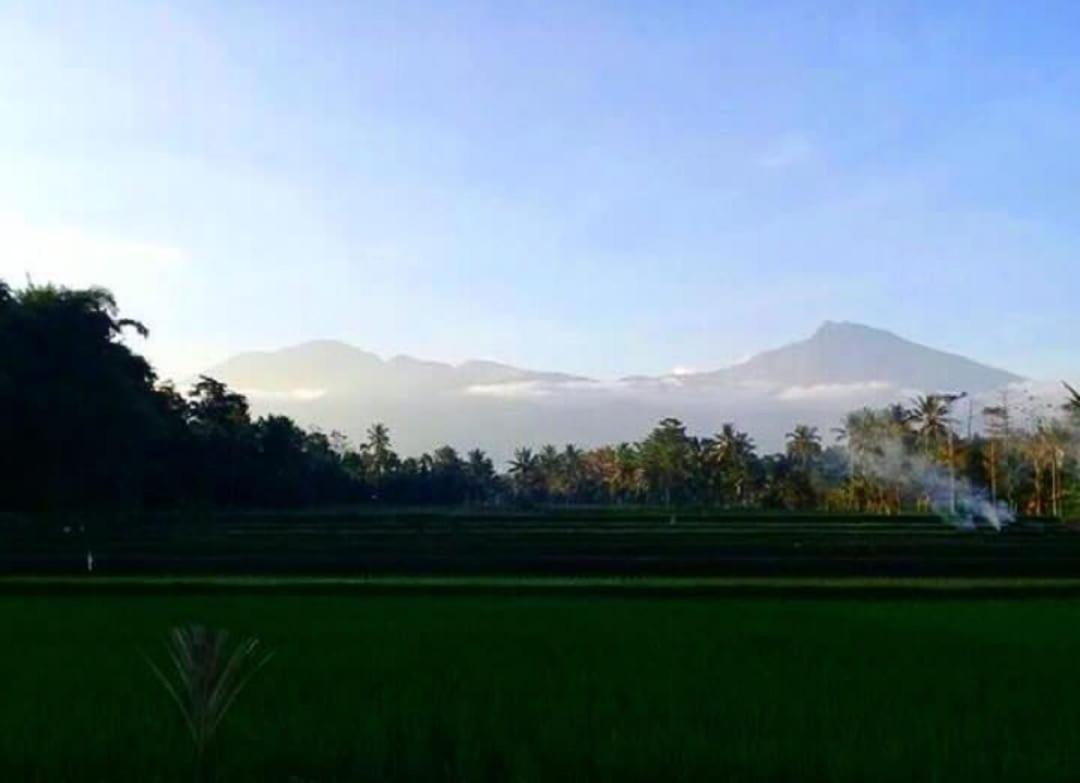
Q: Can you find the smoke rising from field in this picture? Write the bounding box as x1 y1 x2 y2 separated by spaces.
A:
858 439 1015 530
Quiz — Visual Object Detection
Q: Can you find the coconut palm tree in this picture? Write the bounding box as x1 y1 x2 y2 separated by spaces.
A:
710 424 757 506
508 447 540 500
907 395 954 455
465 448 496 503
785 425 823 469
982 400 1014 506
1065 382 1080 420
834 408 883 477
561 444 586 502
364 422 397 486
537 444 561 498
613 442 641 503
908 394 968 512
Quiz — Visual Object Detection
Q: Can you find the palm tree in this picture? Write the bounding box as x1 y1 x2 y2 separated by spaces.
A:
639 418 693 506
907 395 954 455
561 444 586 503
465 448 495 503
614 443 641 503
508 447 539 499
833 406 916 513
366 422 390 450
538 444 561 499
834 408 883 476
710 424 757 506
785 425 823 469
982 400 1014 506
1065 382 1080 420
364 422 396 485
908 394 966 512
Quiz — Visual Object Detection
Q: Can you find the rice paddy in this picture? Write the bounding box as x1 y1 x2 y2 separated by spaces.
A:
3 581 1080 781
4 511 1080 780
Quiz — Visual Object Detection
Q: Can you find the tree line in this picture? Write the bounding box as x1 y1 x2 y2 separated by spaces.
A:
2 280 1077 516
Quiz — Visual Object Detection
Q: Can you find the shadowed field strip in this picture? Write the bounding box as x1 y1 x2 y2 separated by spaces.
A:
7 575 1080 598
2 511 1077 576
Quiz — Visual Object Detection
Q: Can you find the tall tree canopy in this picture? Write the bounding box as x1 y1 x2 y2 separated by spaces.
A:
0 283 163 509
0 281 367 510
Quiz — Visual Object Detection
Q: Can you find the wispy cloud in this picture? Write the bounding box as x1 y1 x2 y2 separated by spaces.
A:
464 378 649 400
776 381 895 401
464 381 554 400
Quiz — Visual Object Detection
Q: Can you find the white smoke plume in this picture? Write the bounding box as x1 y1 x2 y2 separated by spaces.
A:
857 439 1015 531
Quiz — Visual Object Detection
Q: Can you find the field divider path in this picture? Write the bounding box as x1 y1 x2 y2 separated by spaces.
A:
7 575 1080 599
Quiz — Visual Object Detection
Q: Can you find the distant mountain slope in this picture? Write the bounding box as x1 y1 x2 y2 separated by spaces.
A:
206 340 588 397
203 324 1027 459
682 321 1022 393
208 340 383 393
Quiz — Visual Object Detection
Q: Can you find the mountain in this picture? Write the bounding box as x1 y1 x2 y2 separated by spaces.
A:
208 340 587 398
680 321 1022 392
203 324 1026 460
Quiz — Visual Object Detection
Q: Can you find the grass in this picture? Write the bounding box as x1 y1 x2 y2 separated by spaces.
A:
4 584 1080 780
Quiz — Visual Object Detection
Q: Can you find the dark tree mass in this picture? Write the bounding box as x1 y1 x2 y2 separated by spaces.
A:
0 281 365 510
1 280 1076 517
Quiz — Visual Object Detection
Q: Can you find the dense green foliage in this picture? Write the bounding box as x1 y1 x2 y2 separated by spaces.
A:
2 279 1077 516
0 281 364 510
5 589 1080 781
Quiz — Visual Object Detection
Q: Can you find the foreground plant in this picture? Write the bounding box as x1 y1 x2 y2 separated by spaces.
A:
148 625 273 781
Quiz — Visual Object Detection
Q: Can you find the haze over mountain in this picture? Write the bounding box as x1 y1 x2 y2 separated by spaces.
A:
206 322 1027 461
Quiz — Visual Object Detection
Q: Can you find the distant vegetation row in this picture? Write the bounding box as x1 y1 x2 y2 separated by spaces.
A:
2 280 1078 517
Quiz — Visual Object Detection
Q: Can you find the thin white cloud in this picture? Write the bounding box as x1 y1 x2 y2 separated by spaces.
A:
776 381 895 401
464 381 554 400
464 378 648 400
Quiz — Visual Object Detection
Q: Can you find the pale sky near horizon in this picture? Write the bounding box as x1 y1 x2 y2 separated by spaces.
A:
1 1 1078 382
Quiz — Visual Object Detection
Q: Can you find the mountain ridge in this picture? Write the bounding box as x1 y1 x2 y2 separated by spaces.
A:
209 341 591 396
203 322 1027 459
678 320 1022 391
210 321 1020 394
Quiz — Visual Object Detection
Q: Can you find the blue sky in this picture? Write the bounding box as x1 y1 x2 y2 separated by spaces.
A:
1 1 1078 381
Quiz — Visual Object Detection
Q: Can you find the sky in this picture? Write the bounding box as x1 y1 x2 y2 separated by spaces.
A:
1 1 1078 382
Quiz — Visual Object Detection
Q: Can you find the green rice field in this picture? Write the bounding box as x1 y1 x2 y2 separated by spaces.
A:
5 580 1080 781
